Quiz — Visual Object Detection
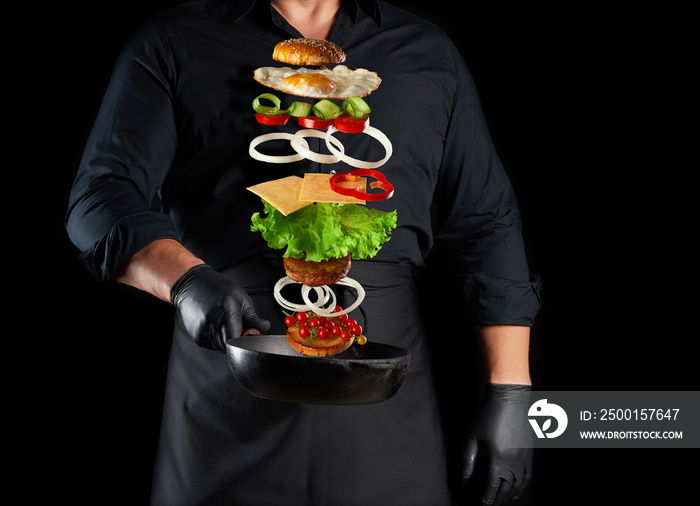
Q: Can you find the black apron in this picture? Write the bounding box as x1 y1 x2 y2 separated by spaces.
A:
151 259 451 506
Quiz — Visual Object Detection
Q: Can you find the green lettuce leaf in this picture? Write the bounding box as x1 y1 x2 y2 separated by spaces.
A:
250 200 397 262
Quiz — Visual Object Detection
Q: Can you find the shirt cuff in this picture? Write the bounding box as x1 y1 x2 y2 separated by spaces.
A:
78 212 180 282
463 272 542 326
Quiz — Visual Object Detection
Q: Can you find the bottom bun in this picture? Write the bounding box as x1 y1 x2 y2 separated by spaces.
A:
286 326 353 357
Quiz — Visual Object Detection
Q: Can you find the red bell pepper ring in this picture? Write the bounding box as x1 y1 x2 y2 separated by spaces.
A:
329 169 394 201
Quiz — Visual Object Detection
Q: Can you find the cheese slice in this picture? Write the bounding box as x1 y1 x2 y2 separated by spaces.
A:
247 175 308 215
300 173 366 204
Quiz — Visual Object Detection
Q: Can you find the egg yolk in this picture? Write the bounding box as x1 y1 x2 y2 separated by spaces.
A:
283 73 336 93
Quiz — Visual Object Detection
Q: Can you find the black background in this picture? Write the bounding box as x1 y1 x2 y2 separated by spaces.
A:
26 1 695 503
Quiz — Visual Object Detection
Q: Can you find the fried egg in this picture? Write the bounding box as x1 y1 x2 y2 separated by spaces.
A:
253 65 381 100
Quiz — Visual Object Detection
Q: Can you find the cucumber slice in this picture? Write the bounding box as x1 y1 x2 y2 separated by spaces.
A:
252 93 282 114
286 101 312 117
342 96 371 118
312 99 343 121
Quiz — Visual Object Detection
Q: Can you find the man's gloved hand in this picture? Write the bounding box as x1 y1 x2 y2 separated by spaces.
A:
462 384 533 505
170 264 271 351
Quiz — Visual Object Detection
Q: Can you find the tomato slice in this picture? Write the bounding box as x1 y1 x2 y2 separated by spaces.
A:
329 169 394 201
333 114 369 134
298 115 334 129
255 112 290 125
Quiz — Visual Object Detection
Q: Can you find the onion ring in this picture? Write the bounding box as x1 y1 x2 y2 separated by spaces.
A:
290 128 345 164
249 132 307 164
324 125 393 169
301 277 365 317
272 276 365 317
274 277 336 312
299 284 337 315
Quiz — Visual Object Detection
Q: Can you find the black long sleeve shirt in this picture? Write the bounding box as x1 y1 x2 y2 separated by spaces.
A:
66 0 540 325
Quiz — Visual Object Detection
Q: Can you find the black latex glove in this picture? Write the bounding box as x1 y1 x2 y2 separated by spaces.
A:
170 264 271 352
462 384 533 505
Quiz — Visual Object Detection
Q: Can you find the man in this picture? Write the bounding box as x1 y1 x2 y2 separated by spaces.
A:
66 1 540 504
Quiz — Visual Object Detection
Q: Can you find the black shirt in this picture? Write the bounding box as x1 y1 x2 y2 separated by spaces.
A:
66 0 539 325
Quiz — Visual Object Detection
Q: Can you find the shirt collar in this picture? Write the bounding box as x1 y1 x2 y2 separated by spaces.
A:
232 0 382 27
